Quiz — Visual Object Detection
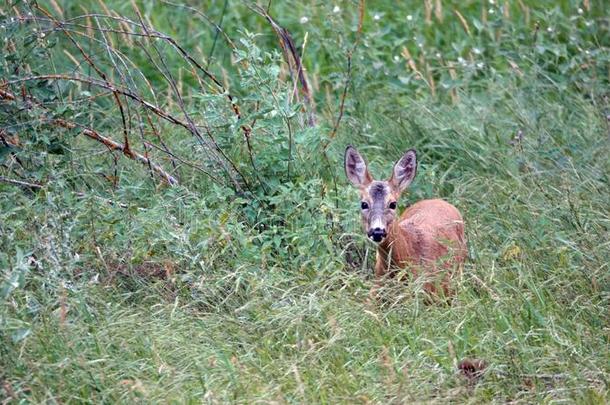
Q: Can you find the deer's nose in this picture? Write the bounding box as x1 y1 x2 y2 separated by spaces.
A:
368 227 387 242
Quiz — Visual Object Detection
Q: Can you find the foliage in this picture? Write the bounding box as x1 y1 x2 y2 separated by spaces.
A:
1 0 609 403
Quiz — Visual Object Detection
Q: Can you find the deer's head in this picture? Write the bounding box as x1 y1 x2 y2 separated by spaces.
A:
344 146 417 243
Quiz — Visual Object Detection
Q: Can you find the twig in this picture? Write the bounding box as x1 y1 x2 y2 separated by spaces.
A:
243 101 268 193
249 3 316 127
131 3 247 192
322 0 366 210
11 11 251 192
158 0 236 51
207 0 229 68
55 119 179 185
1 86 180 185
143 139 221 183
324 0 365 148
35 4 134 157
328 54 352 141
6 75 206 136
0 176 43 190
93 13 140 185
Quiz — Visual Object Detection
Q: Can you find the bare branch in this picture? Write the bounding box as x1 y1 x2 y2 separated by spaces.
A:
0 176 43 190
1 87 179 186
55 119 179 185
55 119 178 186
11 10 253 192
249 3 316 127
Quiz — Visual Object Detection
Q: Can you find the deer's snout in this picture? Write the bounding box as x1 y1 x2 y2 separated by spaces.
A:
368 227 387 242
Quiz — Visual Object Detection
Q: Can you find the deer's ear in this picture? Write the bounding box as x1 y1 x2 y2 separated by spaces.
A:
390 149 417 192
344 146 372 187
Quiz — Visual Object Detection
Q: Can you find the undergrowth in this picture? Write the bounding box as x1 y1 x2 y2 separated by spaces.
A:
1 0 608 403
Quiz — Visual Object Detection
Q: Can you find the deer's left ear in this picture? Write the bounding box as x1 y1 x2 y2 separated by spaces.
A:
389 149 417 192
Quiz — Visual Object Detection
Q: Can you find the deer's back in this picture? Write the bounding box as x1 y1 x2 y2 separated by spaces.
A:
392 199 466 266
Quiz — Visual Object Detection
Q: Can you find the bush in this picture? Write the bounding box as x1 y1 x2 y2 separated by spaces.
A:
1 1 608 402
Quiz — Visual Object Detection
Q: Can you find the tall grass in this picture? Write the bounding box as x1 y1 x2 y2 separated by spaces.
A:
1 0 608 403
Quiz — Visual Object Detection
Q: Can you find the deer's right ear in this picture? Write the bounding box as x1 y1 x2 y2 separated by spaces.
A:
344 146 372 187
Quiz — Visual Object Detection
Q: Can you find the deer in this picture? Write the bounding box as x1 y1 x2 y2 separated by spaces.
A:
344 146 466 296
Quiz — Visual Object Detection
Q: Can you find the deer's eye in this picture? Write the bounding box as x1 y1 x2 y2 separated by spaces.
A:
388 201 397 209
361 201 369 210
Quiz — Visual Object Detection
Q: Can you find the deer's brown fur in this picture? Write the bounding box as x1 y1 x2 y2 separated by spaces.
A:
344 146 466 296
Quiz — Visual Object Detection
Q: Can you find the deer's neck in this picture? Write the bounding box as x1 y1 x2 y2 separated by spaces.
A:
377 219 415 267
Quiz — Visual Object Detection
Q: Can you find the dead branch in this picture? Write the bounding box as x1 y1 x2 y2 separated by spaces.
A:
55 119 179 185
12 11 253 192
0 87 179 185
6 74 191 131
130 3 246 191
35 5 134 157
327 0 365 144
328 54 352 141
159 0 236 51
0 176 43 190
248 3 316 127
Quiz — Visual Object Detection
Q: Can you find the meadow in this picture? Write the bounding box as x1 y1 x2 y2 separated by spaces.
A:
1 0 608 403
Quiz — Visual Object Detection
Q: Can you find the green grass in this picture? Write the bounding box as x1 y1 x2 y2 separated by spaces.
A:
1 0 609 403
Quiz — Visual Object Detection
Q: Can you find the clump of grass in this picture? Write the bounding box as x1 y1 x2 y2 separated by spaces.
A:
1 0 609 403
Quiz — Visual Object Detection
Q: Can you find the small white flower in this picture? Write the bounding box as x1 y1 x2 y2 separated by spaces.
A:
373 13 381 21
393 55 400 62
435 52 442 58
473 47 482 55
477 62 484 69
577 8 583 14
457 56 465 64
585 20 592 27
33 28 37 32
300 16 309 24
407 15 413 21
585 49 590 55
333 5 341 13
489 0 495 4
27 12 32 16
40 32 45 38
489 8 495 14
547 27 553 33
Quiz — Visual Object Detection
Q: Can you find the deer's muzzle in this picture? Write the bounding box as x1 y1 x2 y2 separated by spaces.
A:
368 227 387 242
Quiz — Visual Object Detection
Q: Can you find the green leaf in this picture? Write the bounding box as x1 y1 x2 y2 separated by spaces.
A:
0 145 17 162
11 328 31 343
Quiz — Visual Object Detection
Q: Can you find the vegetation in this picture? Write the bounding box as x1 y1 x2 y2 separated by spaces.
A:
1 0 608 402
